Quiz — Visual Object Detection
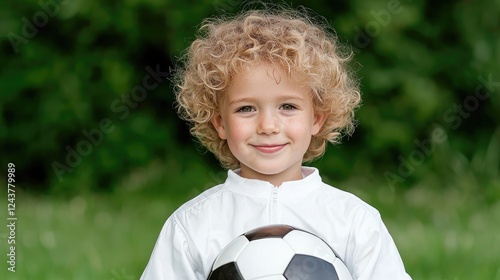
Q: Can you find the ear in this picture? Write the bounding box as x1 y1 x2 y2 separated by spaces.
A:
211 112 227 140
311 112 327 136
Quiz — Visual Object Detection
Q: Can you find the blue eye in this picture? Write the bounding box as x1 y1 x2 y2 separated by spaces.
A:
236 106 254 113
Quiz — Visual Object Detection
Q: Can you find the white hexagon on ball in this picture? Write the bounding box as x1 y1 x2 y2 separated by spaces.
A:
236 238 295 279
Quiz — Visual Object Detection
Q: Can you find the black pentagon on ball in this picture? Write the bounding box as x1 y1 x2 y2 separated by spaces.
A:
284 254 340 280
244 224 295 241
207 262 244 280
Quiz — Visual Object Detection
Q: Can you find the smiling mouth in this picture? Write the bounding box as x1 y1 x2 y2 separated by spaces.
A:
252 144 287 154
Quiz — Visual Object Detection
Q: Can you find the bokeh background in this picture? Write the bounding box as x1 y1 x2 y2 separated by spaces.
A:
1 0 499 279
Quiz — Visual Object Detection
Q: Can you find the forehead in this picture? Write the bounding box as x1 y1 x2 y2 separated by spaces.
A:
227 63 311 96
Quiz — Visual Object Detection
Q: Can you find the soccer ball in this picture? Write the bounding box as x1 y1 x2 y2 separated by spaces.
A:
207 224 353 280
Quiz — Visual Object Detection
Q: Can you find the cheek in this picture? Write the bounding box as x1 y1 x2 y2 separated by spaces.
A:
286 117 316 136
225 124 250 158
225 119 249 142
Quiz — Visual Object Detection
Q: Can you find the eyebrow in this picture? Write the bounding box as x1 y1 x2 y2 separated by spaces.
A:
228 95 305 105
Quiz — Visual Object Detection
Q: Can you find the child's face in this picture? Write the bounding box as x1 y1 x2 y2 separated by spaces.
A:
211 64 326 185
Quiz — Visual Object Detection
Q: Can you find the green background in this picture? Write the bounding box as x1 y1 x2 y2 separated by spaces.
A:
1 0 499 279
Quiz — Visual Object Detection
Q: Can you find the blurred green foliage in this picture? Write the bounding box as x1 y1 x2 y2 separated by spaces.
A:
1 0 498 196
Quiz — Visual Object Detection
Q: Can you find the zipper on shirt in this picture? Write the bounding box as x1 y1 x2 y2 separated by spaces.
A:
270 186 278 223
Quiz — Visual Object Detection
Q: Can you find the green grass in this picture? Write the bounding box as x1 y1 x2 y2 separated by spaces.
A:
2 192 177 280
383 187 500 280
2 184 499 279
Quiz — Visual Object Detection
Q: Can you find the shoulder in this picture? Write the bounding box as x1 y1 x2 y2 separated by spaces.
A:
172 184 226 220
314 181 381 220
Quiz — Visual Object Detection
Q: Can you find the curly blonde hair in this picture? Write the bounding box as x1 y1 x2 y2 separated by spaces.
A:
175 7 361 169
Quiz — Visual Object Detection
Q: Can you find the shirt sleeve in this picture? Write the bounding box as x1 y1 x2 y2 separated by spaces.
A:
140 216 203 280
348 210 412 280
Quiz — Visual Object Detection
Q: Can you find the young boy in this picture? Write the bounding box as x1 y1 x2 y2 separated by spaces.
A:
141 7 412 280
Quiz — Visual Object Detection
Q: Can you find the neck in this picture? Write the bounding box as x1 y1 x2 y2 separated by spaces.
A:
239 165 303 187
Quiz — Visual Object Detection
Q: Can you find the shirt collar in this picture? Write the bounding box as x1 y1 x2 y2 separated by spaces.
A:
224 167 323 199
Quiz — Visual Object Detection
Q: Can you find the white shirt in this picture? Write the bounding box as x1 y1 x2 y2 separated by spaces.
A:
141 167 412 279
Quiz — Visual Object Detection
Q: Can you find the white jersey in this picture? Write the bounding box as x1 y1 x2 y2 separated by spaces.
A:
141 167 412 279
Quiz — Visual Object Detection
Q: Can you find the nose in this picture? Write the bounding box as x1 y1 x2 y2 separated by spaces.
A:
257 111 280 135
